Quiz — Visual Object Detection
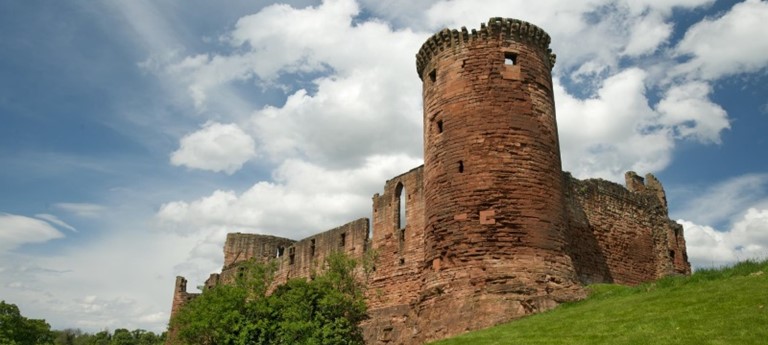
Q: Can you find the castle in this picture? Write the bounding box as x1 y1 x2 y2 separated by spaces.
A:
168 17 691 345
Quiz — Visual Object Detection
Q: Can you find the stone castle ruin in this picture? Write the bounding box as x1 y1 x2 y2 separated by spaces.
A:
168 17 691 345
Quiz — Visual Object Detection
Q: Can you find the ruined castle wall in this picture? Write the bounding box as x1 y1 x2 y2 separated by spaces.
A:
166 276 200 343
564 172 691 285
363 166 425 344
223 233 296 268
170 276 199 317
271 218 370 285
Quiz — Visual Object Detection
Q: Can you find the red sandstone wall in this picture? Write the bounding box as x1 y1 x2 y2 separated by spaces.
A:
363 166 425 344
564 172 691 285
272 218 370 285
166 276 200 344
223 233 295 268
415 18 583 343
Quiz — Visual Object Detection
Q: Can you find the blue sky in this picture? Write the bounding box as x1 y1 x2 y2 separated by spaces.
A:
1 0 767 333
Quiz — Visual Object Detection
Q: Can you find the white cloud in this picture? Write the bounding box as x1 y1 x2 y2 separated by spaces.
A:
158 154 422 239
673 173 768 226
556 69 675 180
0 213 65 251
171 121 257 174
622 11 672 57
675 173 768 268
0 227 199 333
251 70 423 167
673 0 768 80
656 81 729 143
164 0 426 167
681 207 768 268
34 214 77 233
54 203 106 218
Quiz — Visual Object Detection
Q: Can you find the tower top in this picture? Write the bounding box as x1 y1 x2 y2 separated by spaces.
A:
415 17 556 78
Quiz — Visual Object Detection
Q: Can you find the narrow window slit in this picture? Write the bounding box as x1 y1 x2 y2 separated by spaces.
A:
458 160 464 173
429 69 437 82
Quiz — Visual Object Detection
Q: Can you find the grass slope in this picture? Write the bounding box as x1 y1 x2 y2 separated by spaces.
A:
429 260 768 345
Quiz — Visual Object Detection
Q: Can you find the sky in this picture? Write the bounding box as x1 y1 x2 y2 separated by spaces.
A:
1 0 767 333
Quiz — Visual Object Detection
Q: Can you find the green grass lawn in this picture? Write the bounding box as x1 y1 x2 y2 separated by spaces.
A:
429 260 768 345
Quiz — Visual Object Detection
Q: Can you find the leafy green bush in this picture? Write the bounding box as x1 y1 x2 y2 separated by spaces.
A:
170 252 367 345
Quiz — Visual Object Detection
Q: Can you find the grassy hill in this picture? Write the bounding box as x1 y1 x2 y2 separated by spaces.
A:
429 259 768 345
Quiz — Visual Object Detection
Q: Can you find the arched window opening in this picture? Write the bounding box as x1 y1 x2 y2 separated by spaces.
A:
310 239 316 257
395 182 406 229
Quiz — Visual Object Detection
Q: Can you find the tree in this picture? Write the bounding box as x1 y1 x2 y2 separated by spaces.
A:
0 300 54 345
111 328 134 345
169 253 367 345
89 330 111 345
52 329 164 345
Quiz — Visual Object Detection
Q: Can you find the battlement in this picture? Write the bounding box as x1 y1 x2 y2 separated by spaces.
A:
416 17 555 78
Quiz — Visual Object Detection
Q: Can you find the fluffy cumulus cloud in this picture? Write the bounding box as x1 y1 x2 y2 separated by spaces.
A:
656 81 729 143
0 213 65 251
171 121 257 174
157 154 421 239
673 0 768 80
681 208 768 268
180 0 425 168
675 174 768 268
556 69 675 179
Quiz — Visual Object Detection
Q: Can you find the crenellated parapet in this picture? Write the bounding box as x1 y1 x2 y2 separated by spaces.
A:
416 17 555 78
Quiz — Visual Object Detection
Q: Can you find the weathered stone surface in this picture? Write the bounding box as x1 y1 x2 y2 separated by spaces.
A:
166 17 691 345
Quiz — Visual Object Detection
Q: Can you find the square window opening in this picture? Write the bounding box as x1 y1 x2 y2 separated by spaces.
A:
504 52 518 66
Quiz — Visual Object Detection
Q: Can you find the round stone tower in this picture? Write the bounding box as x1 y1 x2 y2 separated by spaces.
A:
415 18 583 339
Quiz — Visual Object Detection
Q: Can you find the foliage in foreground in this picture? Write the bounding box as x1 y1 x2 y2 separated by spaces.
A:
429 259 768 345
0 300 54 345
169 252 367 345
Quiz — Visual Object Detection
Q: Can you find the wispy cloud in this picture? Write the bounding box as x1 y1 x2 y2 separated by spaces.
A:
34 214 78 232
54 203 106 218
0 213 65 251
